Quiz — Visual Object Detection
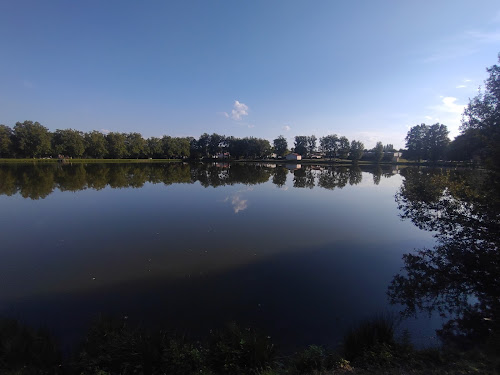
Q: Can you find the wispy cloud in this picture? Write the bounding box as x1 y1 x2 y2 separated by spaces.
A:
100 129 110 134
231 100 249 121
456 85 467 88
247 124 255 129
282 125 291 131
421 29 500 63
465 30 500 44
218 112 230 118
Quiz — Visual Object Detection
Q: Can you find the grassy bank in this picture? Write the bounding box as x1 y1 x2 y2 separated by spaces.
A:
1 316 498 374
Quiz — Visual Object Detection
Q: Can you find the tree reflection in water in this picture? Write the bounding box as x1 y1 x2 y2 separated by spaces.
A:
389 168 500 350
0 162 399 199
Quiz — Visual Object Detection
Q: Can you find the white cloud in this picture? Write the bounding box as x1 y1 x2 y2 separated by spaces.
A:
426 96 467 138
247 124 255 129
231 100 249 120
425 116 433 120
282 125 291 131
439 97 465 114
218 112 230 118
231 196 248 213
100 129 110 134
456 85 467 88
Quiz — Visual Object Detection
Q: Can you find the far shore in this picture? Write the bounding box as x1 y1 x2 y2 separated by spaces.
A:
0 157 481 169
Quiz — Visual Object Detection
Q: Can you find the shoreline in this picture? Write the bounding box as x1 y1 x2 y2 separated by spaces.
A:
0 157 481 169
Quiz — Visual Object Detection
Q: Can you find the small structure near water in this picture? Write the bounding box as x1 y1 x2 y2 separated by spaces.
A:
286 153 302 161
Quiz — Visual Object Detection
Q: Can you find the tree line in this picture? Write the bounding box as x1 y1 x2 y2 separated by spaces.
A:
0 122 377 162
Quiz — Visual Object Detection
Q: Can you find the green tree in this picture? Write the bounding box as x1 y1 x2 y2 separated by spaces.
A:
404 124 427 162
106 132 127 158
0 125 13 158
338 136 350 159
383 144 395 152
84 131 107 158
227 137 245 159
273 135 288 157
13 121 52 158
349 140 364 162
208 133 226 157
52 129 85 157
125 133 145 158
425 123 450 162
145 137 163 158
461 54 500 169
294 136 308 156
176 138 191 158
374 141 384 163
306 135 317 157
197 133 211 157
161 137 190 159
319 134 339 159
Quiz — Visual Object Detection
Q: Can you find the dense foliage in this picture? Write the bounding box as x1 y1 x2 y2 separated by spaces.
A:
404 123 450 162
456 54 500 169
0 124 276 160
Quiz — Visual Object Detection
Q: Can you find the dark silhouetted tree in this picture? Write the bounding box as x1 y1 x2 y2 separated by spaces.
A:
461 54 500 169
273 135 288 158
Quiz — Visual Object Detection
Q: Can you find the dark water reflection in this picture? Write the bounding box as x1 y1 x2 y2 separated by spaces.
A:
388 168 500 350
1 162 492 351
0 162 399 199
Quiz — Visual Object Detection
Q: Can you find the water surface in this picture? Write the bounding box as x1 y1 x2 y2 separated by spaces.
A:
0 163 457 350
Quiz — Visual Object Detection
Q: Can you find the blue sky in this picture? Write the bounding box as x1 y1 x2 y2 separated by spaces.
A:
1 1 499 149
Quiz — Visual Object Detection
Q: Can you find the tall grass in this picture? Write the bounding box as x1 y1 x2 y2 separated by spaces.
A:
342 314 396 361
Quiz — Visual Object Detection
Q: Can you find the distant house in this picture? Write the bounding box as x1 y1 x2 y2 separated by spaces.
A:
286 153 302 161
392 152 402 162
216 152 230 159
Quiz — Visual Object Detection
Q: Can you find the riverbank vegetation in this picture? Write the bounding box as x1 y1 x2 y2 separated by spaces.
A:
1 315 498 375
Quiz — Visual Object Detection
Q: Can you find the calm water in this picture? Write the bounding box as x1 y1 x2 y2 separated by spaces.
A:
1 162 495 351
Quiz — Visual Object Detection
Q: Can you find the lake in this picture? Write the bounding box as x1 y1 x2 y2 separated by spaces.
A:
0 162 496 352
